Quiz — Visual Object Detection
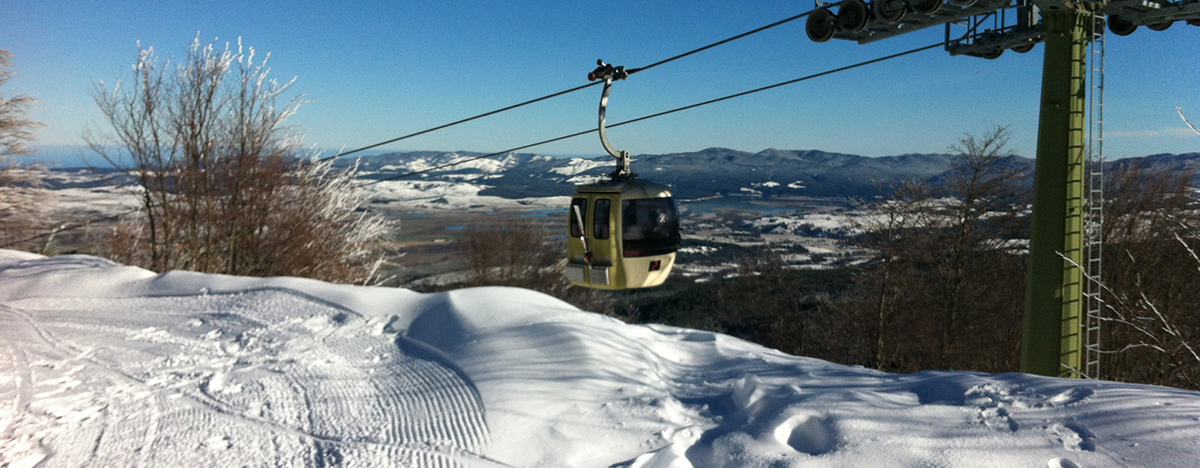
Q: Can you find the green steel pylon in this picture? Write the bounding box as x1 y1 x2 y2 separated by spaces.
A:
1022 10 1089 378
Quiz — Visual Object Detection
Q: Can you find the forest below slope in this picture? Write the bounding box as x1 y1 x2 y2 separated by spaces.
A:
432 150 1200 391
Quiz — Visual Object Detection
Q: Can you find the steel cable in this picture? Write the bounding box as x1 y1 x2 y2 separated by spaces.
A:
318 8 817 162
5 15 942 251
357 41 943 188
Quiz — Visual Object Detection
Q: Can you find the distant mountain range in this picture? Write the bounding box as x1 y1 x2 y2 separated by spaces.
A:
340 148 1200 199
44 148 1200 199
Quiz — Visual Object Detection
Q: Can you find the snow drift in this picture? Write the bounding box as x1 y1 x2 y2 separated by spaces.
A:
0 250 1197 468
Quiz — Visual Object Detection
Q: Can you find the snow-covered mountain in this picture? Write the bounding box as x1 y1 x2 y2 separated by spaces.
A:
351 151 550 178
45 149 1200 209
347 148 966 200
347 149 1200 203
2 250 1198 468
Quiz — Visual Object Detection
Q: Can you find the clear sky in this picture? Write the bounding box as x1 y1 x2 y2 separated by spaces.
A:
3 0 1198 163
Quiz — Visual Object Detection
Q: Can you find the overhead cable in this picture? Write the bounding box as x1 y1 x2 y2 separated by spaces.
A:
316 81 602 162
625 11 811 75
319 8 816 162
3 8 820 249
5 18 935 251
358 41 943 188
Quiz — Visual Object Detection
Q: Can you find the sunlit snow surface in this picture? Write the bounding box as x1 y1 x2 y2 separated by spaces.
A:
1 251 1198 468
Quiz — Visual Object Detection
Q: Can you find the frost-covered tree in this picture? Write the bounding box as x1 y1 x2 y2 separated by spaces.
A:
90 37 391 283
0 50 49 248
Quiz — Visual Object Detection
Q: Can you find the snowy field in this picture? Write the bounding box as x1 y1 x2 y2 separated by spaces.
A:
0 250 1197 468
365 180 569 211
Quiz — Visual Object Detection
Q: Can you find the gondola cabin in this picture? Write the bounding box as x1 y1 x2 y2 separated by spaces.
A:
567 179 680 289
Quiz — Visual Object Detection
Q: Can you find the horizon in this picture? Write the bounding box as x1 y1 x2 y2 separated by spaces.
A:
26 143 1196 169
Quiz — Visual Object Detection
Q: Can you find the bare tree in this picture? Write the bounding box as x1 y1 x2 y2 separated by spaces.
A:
89 37 391 283
844 181 935 369
928 125 1027 369
460 218 561 289
456 218 621 317
0 51 39 159
0 50 49 248
837 126 1028 373
1094 162 1200 389
711 249 803 351
1097 245 1200 389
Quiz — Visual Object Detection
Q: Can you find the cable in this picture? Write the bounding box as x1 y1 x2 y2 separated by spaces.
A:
4 33 931 252
358 41 943 189
626 11 811 75
318 8 817 163
608 42 943 130
316 81 602 162
4 8 816 249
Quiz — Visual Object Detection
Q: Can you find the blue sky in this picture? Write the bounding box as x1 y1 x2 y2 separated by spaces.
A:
3 0 1198 165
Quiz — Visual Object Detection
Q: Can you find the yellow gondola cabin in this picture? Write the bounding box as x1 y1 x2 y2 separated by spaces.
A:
567 179 680 289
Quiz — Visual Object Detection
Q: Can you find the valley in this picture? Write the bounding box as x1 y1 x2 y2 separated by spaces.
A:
28 147 1200 292
379 194 868 289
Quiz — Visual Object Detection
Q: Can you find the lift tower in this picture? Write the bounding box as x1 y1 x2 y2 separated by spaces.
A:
805 0 1200 377
1023 7 1090 378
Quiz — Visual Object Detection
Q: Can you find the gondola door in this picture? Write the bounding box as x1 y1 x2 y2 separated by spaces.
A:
567 192 621 289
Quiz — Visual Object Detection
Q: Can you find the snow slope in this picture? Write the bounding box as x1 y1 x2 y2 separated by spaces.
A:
1 251 1197 468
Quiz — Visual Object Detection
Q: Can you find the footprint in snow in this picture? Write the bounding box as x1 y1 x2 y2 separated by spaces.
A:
977 406 1019 432
1048 457 1081 468
1045 387 1094 407
1047 423 1096 452
772 411 835 455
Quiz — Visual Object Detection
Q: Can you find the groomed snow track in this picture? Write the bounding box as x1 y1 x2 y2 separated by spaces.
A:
0 259 492 468
3 251 1200 468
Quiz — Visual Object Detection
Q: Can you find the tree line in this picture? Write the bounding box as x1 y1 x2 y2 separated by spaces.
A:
444 125 1200 391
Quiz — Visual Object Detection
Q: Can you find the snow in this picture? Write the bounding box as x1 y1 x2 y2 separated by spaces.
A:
365 180 569 211
549 159 609 177
565 174 607 185
749 213 860 236
377 153 520 175
2 250 1199 468
37 185 141 219
677 246 719 255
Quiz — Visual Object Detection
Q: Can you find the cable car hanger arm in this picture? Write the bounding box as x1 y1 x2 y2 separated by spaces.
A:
589 60 636 181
